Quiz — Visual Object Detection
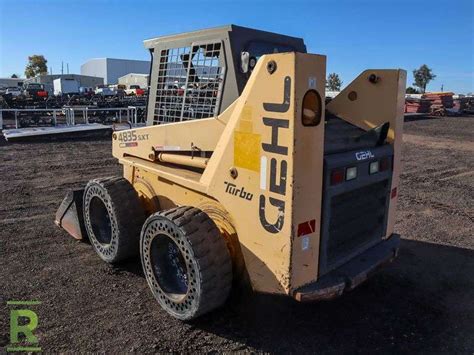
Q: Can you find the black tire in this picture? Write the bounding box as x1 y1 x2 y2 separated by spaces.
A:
140 206 232 320
83 177 145 263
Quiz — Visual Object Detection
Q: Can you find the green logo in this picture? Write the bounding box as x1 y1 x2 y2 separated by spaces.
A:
6 301 41 352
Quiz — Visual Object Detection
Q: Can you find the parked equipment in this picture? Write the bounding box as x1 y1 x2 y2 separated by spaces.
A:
54 78 80 96
125 85 145 96
23 83 48 99
56 25 406 320
95 85 115 96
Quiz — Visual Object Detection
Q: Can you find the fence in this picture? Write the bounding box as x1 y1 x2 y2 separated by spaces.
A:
0 106 145 129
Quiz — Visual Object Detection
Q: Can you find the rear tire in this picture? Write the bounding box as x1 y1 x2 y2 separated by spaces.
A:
140 206 232 320
83 177 145 263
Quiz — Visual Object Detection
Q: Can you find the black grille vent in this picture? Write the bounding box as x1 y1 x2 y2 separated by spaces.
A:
327 180 389 266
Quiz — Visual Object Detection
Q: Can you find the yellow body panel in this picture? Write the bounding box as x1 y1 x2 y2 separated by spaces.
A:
112 53 406 295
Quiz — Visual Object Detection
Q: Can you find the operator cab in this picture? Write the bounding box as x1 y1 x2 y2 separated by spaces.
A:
144 24 306 125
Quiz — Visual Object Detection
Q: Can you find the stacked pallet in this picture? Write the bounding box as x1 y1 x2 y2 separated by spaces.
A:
405 97 431 113
422 92 454 109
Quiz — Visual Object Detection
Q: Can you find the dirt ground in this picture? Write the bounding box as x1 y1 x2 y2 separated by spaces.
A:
1 115 473 353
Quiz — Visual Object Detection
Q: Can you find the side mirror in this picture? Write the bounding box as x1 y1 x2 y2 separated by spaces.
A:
241 51 250 73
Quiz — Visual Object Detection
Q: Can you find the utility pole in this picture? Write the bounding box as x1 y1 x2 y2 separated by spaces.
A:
67 63 69 74
61 61 64 75
441 84 444 92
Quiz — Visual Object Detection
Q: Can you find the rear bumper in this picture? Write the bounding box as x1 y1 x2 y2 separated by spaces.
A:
293 234 400 302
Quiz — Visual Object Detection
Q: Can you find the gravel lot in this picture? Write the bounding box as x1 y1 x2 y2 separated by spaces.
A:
1 115 473 353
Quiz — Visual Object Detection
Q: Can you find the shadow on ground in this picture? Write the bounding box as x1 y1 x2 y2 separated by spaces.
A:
185 239 474 353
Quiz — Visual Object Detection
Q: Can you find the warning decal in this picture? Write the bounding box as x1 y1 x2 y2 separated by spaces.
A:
297 219 316 237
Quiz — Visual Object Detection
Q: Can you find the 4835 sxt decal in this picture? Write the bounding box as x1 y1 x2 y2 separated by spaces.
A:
117 130 149 148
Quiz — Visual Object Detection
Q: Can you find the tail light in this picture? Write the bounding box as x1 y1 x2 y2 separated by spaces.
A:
345 166 357 181
369 161 379 174
136 89 144 96
37 91 48 97
331 168 345 185
391 187 397 199
331 155 391 186
380 156 391 171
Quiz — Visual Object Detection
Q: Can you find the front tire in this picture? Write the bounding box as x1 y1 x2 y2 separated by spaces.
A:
140 206 232 320
83 177 145 263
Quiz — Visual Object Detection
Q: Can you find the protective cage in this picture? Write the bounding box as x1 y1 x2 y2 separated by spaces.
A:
144 25 308 126
153 41 226 124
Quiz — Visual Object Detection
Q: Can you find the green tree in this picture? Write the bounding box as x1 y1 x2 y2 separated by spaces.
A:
326 73 343 91
413 64 436 93
11 73 19 78
406 86 419 94
25 55 48 78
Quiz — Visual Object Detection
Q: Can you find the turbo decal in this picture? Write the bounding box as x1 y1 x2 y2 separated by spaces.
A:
224 182 253 201
259 76 291 234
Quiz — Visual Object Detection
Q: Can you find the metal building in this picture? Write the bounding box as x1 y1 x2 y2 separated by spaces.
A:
24 74 104 94
81 58 150 85
0 77 25 88
118 73 149 88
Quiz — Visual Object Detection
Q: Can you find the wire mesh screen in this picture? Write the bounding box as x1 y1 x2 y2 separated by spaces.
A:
153 42 225 125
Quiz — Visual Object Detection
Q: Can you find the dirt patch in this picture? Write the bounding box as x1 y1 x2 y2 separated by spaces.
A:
1 116 473 352
403 133 474 152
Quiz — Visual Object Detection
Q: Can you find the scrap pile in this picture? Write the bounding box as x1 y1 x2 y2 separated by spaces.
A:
422 92 454 116
464 97 474 114
405 96 431 113
453 96 474 114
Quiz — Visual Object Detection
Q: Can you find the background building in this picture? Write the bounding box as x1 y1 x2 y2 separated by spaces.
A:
118 73 149 88
24 74 104 94
0 77 25 88
81 58 150 85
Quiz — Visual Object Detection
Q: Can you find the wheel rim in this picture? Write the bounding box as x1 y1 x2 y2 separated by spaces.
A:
150 234 188 301
89 196 112 245
142 219 200 317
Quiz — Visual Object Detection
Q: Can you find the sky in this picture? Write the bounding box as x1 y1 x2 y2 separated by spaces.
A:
0 0 473 93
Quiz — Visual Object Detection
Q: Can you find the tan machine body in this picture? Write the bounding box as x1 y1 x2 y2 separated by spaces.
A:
110 52 406 297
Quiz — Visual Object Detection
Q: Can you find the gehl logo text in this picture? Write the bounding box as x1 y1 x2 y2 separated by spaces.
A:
224 182 253 201
259 76 291 234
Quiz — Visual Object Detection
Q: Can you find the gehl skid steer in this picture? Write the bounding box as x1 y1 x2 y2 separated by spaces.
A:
56 25 406 320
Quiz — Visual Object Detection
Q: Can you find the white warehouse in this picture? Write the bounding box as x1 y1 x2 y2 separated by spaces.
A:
81 58 150 85
118 73 149 88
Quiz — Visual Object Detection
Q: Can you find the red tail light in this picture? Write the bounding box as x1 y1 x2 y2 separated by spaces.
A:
391 187 397 199
37 91 48 97
136 89 144 96
331 168 345 185
380 156 391 171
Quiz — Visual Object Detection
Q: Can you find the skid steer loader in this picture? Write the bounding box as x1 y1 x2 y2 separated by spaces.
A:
56 25 406 320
